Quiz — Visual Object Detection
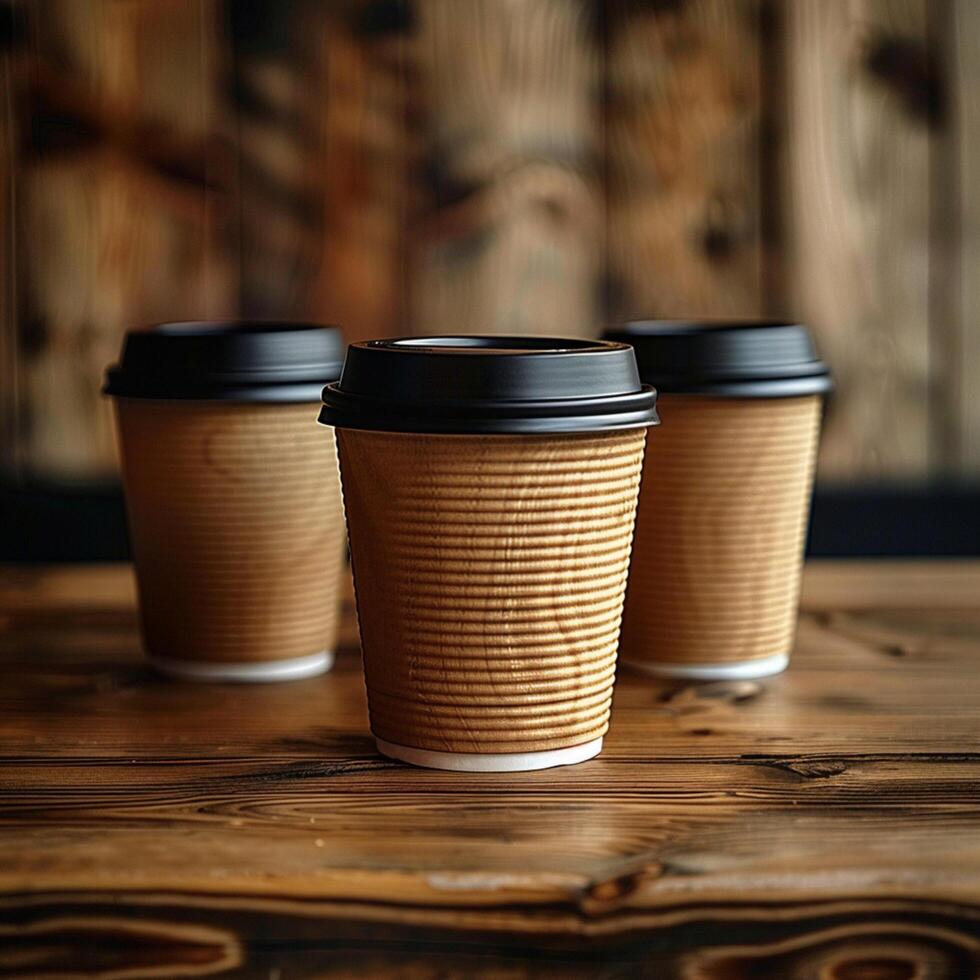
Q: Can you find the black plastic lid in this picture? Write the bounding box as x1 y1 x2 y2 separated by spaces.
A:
104 321 344 402
602 320 833 398
318 335 659 434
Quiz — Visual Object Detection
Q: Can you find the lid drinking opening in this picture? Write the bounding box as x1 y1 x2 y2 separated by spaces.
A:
368 336 622 355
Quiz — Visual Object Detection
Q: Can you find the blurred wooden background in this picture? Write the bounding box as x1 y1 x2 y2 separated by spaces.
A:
0 0 976 484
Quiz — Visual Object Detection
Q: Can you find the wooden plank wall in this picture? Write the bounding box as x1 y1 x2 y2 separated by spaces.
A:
310 3 413 347
950 0 980 474
2 0 235 478
411 0 599 337
782 0 933 479
604 0 765 321
0 3 15 476
0 0 975 482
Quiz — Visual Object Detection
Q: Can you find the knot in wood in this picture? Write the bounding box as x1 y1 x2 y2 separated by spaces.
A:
783 759 848 779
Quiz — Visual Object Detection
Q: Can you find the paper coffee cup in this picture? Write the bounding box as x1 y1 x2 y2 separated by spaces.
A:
604 321 832 680
105 321 346 682
319 336 659 770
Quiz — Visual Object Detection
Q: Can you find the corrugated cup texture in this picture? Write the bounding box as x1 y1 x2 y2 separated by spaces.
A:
620 395 822 668
115 401 346 665
337 429 647 754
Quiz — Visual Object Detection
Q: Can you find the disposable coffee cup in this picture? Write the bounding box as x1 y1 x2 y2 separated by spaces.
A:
602 321 832 680
319 336 659 771
104 322 346 682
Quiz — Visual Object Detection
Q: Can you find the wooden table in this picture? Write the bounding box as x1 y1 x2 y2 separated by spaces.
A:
1 562 978 978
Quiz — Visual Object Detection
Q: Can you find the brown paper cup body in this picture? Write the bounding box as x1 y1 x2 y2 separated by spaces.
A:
337 429 647 755
620 394 822 672
115 400 346 668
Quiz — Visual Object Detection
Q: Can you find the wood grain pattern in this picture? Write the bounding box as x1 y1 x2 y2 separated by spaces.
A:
603 0 764 320
781 0 932 479
621 394 821 670
227 2 312 319
10 0 235 479
411 0 600 337
337 429 645 756
227 1 331 322
951 0 980 474
0 560 978 974
311 3 414 344
0 20 15 476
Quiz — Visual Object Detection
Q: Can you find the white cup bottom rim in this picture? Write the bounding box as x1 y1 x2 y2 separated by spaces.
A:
148 649 334 683
622 652 789 681
375 736 603 772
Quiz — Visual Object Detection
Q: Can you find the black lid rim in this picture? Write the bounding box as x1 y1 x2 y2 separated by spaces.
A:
149 318 337 335
319 334 659 434
319 382 659 434
616 318 802 334
320 416 658 435
106 379 329 403
603 320 832 399
103 320 344 402
648 374 834 398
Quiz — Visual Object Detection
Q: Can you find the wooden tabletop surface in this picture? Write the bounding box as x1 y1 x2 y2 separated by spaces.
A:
1 561 979 978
